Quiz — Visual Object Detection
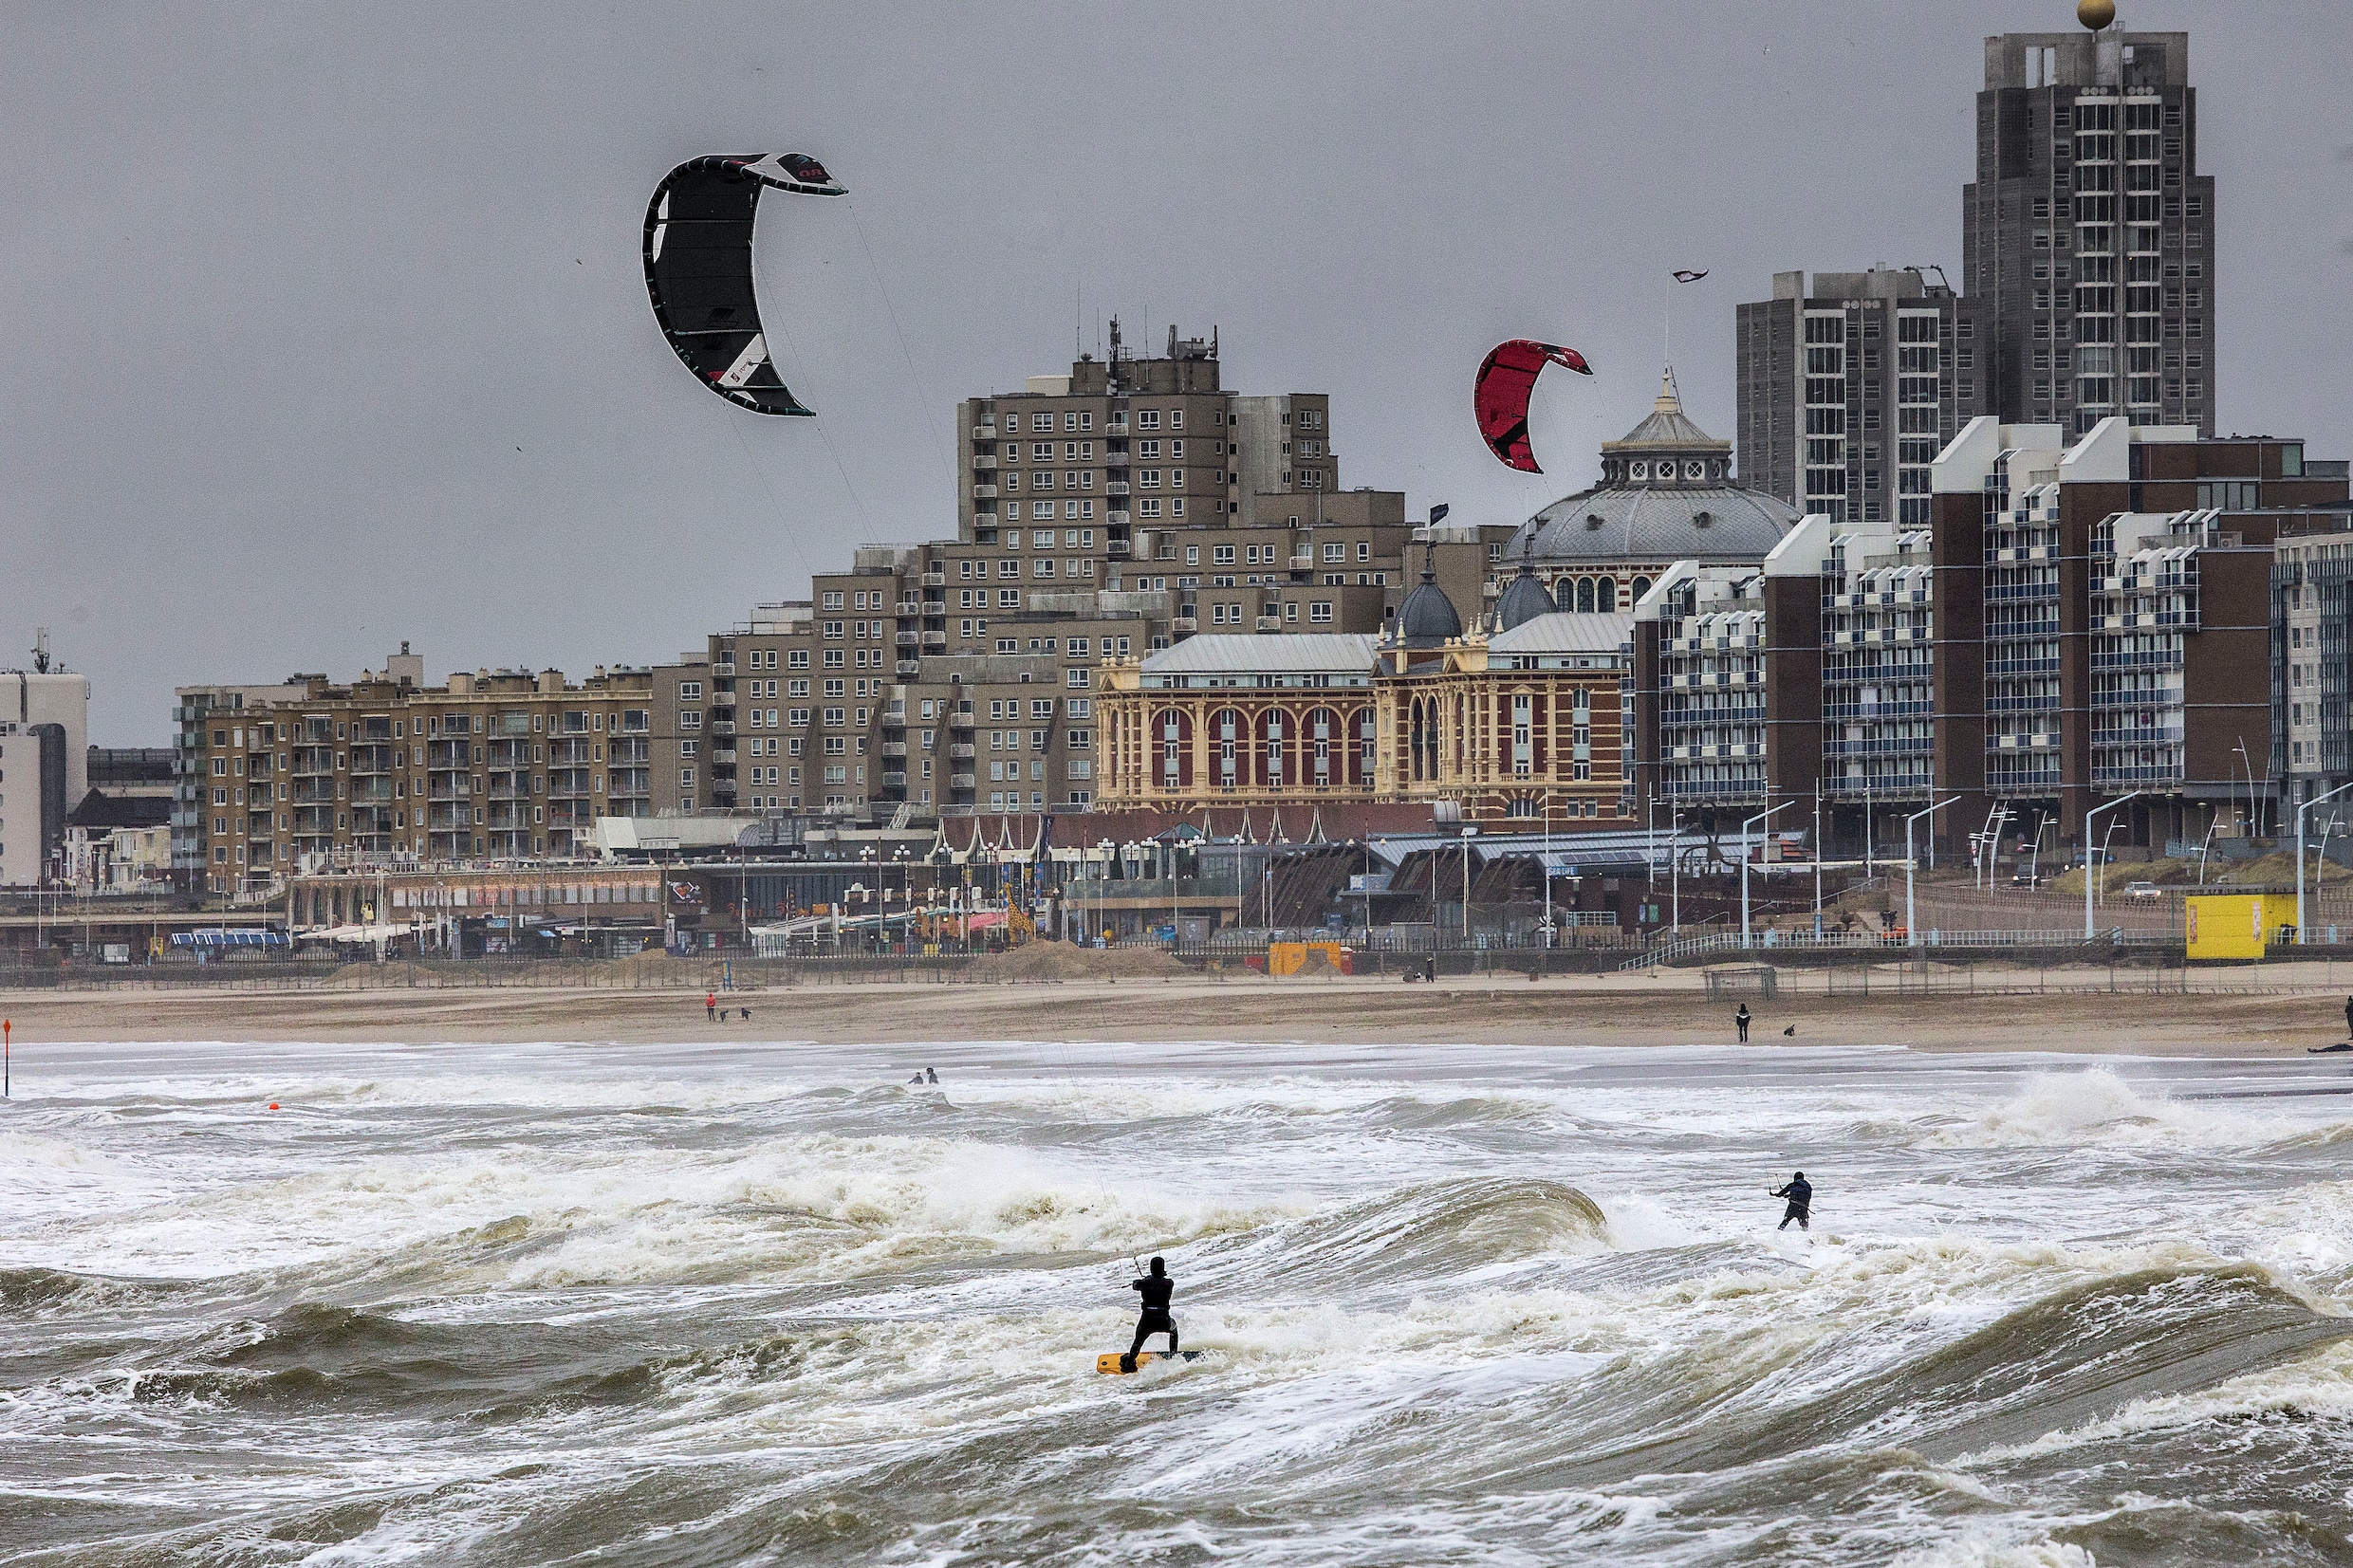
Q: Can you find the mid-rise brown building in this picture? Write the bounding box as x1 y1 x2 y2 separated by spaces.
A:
188 652 658 892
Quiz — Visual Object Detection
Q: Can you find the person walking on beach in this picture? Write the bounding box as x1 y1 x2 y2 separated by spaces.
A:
2342 994 2351 1041
706 991 717 1022
1122 1256 1179 1372
1735 1003 1751 1043
1773 1171 1812 1231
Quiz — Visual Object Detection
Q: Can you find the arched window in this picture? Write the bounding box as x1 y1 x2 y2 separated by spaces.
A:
1409 698 1426 782
1552 578 1576 612
1306 707 1338 787
1259 709 1288 788
1213 708 1244 788
1155 709 1193 791
1630 574 1653 602
1595 578 1616 612
1576 577 1595 612
1358 708 1378 784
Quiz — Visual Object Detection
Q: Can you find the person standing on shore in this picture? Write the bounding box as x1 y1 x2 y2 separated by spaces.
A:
1735 1003 1751 1043
2342 994 2351 1041
706 991 717 1022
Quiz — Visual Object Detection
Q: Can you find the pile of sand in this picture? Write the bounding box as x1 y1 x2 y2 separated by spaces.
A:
966 943 1195 982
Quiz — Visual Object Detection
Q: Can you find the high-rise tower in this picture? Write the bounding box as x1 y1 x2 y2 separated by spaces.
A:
1961 27 2214 436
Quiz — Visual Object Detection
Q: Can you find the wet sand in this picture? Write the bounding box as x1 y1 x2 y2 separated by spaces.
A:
3 963 2348 1055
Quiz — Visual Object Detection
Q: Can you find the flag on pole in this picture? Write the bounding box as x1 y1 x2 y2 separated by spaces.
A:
1672 269 1709 284
1428 504 1450 526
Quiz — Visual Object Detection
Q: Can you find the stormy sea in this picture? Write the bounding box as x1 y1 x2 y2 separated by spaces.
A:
7 1037 2353 1566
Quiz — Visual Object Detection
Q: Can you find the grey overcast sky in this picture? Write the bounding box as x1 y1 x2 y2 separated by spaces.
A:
5 2 2347 740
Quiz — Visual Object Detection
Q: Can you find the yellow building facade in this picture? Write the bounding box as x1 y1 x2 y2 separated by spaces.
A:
1095 615 1633 827
1097 634 1382 809
1374 613 1634 826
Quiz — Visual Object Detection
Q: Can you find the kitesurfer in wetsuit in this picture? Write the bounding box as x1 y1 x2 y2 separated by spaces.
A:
1122 1256 1178 1372
1773 1171 1812 1231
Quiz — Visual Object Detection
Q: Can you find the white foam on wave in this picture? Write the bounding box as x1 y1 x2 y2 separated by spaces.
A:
1968 1333 2353 1465
1891 1539 2097 1567
1919 1067 2295 1150
19 1124 1297 1288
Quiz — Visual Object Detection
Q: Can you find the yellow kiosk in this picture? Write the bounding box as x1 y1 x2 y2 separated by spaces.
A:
2185 894 2271 960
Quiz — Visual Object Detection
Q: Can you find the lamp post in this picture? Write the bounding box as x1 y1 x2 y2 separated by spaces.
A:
2295 780 2353 943
2084 792 2144 938
1904 797 1961 948
1670 805 1683 937
1812 783 1824 935
1740 801 1793 949
2317 814 2344 944
2233 740 2256 839
1460 824 1475 949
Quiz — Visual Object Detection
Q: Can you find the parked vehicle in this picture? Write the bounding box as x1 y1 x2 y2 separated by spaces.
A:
2125 880 2163 901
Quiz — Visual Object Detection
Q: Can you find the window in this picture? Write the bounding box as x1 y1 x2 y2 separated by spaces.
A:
1309 601 1334 623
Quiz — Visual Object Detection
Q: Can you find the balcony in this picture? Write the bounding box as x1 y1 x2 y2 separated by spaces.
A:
897 659 921 676
1172 616 1198 633
972 424 995 439
922 569 945 586
950 772 976 790
896 630 919 648
922 631 947 651
949 710 975 730
426 779 470 800
426 803 472 831
1289 555 1314 571
290 779 337 804
709 747 735 764
1108 510 1130 527
1108 540 1132 559
880 741 906 760
972 484 998 500
972 454 997 470
881 771 907 790
950 743 975 761
713 661 735 675
880 710 906 730
1106 481 1130 497
711 720 736 736
350 778 393 802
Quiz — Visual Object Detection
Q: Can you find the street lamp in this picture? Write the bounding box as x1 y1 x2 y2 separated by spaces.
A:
2233 741 2256 839
2295 780 2353 943
1904 797 1961 948
2084 792 2144 939
1741 801 1793 949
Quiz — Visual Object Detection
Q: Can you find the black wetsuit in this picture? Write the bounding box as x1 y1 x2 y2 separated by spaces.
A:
1773 1177 1812 1231
1126 1272 1177 1365
1736 1005 1751 1042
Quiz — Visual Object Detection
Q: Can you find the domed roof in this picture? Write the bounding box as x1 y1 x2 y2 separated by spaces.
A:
1509 367 1799 566
1493 542 1556 633
1395 548 1462 649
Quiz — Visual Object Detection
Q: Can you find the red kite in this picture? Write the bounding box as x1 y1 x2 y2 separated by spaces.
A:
1474 340 1592 472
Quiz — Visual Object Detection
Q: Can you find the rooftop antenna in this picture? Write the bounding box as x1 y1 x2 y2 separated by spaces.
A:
30 628 49 673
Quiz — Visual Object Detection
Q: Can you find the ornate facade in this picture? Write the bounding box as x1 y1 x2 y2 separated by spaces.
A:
1375 613 1635 825
1097 634 1382 809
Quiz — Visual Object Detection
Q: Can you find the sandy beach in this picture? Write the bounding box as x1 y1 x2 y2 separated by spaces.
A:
4 962 2350 1054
